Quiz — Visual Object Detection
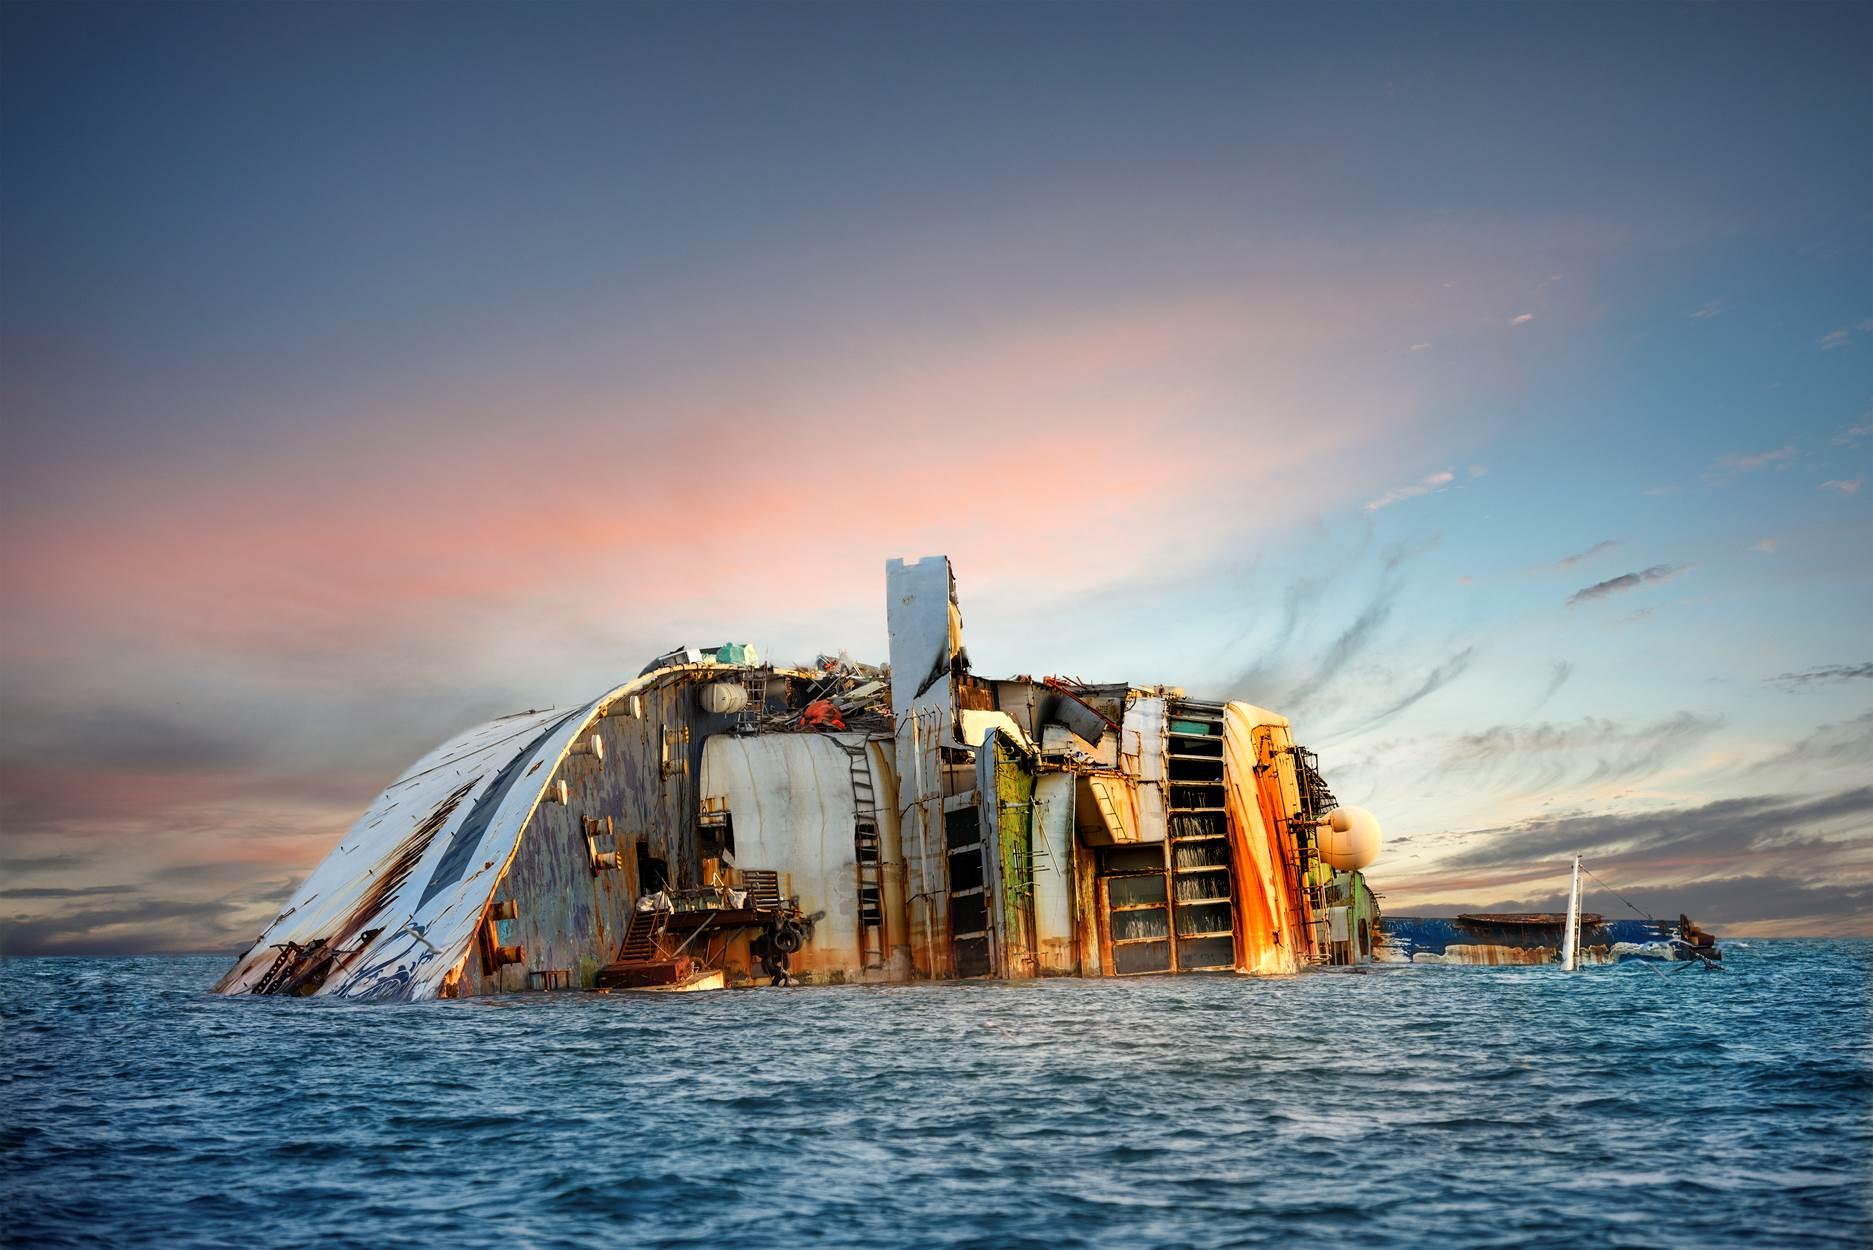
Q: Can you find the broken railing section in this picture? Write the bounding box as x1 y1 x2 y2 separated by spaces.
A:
250 929 381 997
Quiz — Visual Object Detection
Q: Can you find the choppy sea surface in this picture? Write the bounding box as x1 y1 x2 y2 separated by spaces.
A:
2 942 1868 1249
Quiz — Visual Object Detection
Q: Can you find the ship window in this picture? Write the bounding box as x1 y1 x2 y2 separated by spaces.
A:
948 849 985 893
1177 935 1235 971
944 805 980 850
953 935 992 978
1112 941 1171 975
1098 845 1163 876
1108 874 1167 908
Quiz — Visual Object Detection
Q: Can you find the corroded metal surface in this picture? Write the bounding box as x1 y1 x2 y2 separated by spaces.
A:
216 666 780 1001
1221 704 1304 975
213 705 578 998
216 556 1432 1000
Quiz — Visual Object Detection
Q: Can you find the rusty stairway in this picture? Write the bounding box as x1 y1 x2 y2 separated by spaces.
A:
595 908 677 988
615 908 668 963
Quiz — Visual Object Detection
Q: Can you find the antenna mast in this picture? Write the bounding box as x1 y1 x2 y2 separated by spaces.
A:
1561 853 1583 971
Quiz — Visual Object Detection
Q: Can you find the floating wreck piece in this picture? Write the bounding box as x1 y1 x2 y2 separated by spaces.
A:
1375 906 1723 966
1374 913 1722 966
215 556 1402 1000
1380 850 1723 967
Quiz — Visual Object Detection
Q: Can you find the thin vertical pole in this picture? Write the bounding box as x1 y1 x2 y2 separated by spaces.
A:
1561 854 1582 971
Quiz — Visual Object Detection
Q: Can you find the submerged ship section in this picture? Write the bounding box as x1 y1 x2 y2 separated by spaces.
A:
216 555 1389 1000
1375 912 1721 966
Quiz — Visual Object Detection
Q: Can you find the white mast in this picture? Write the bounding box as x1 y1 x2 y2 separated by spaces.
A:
1561 853 1582 971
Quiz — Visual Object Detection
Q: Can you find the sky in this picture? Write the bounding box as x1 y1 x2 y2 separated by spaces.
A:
1 1 1869 955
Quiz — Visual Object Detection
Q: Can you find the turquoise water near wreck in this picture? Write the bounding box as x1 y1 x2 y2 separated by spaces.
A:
2 943 1868 1249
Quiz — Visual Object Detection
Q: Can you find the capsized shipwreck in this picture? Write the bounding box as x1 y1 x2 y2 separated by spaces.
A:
215 556 1393 1000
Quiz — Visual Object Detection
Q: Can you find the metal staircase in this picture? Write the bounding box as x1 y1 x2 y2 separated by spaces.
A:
614 909 668 964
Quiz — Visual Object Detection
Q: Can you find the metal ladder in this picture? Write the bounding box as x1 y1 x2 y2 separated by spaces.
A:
839 738 886 970
738 673 766 728
615 909 668 963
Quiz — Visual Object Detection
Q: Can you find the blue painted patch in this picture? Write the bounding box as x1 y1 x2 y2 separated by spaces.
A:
415 710 582 910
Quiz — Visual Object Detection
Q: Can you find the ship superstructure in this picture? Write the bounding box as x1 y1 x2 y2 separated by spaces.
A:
215 556 1383 1000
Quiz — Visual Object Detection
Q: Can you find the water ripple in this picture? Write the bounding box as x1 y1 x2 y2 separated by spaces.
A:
1 944 1869 1248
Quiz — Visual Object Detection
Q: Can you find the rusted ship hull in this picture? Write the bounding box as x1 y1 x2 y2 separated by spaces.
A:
215 556 1388 1001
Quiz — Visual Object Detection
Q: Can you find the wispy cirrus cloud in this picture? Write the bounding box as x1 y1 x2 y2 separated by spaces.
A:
1548 539 1618 569
1567 563 1688 606
0 852 91 874
1438 711 1721 793
1535 659 1574 707
1819 475 1862 495
1711 445 1794 477
1345 645 1479 733
1832 418 1873 446
1276 587 1399 711
1768 662 1873 689
1434 785 1873 874
1365 468 1455 511
0 884 137 900
1230 536 1445 715
1691 299 1726 319
1754 711 1873 775
1819 328 1852 350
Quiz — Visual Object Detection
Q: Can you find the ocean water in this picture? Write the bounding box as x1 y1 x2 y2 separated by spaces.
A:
1 943 1868 1250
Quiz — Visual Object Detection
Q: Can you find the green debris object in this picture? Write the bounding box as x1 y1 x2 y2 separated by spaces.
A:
716 642 760 666
1170 718 1213 736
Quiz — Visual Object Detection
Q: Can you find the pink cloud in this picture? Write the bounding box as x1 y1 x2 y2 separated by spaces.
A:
4 284 1480 677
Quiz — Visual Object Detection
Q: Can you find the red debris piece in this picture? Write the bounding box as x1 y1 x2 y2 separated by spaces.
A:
800 699 847 731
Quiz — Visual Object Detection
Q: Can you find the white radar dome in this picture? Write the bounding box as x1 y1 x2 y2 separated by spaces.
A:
1320 806 1382 871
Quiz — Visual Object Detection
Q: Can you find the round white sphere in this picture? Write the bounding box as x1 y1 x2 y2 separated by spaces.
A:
1320 806 1382 871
